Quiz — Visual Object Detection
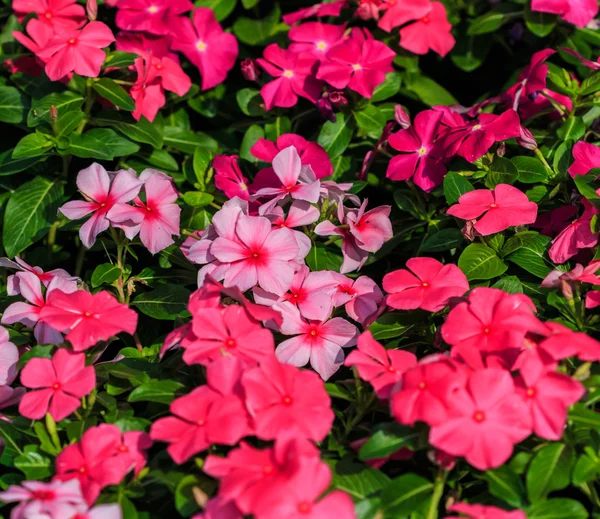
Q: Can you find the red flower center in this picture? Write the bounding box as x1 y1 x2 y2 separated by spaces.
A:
118 445 129 452
483 327 491 335
198 419 206 426
32 490 56 501
225 338 236 348
282 395 293 405
79 466 87 474
421 16 429 23
297 502 312 514
387 366 396 373
51 382 61 391
263 464 274 474
526 388 536 398
473 411 485 422
489 203 498 209
44 12 52 18
422 282 429 287
67 38 76 45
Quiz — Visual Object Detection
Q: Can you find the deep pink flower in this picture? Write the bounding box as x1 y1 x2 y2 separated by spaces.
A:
242 356 334 441
257 44 323 110
506 49 555 109
214 155 250 201
332 274 385 326
399 2 455 57
273 301 358 380
115 31 177 60
36 21 115 81
532 205 578 237
549 199 599 263
446 503 526 519
193 498 242 519
13 18 56 57
12 0 85 29
536 321 600 363
587 291 600 309
569 141 600 177
171 8 238 90
283 0 347 25
115 0 193 35
113 430 152 476
429 368 532 470
151 357 251 463
316 29 395 98
289 22 346 57
39 289 138 351
345 331 417 398
383 257 469 312
386 109 447 192
0 326 18 386
447 184 538 236
560 47 600 70
377 0 431 31
19 349 95 422
59 163 143 248
532 0 598 27
107 170 181 254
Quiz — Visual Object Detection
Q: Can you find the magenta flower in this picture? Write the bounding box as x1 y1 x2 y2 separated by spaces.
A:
116 31 178 61
386 109 447 192
36 21 115 81
317 29 395 98
549 199 599 263
214 155 250 201
19 349 96 422
283 0 347 25
447 184 538 236
569 141 600 177
447 503 526 519
257 44 323 110
171 8 238 90
532 205 578 237
0 325 18 386
399 2 455 57
532 0 598 27
115 0 193 35
13 18 58 56
107 170 181 254
377 0 431 31
506 49 555 109
289 22 347 57
59 163 143 248
12 0 85 29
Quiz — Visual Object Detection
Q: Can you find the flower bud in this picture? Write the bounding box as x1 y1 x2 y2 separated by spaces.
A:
428 449 456 471
517 125 537 150
329 90 348 107
49 105 58 126
496 141 506 157
360 150 374 181
86 0 97 21
560 279 574 301
394 105 411 129
240 59 260 82
316 95 335 122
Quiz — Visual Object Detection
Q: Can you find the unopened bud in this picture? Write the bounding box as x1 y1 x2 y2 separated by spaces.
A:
359 150 374 181
517 125 537 150
329 90 348 107
462 220 477 242
240 59 260 82
496 141 506 157
560 279 574 300
49 105 58 125
86 0 97 21
316 95 335 122
394 105 411 129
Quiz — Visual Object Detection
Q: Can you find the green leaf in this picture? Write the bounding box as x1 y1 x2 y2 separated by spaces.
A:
527 443 574 502
0 86 28 123
330 458 391 500
240 124 265 162
354 105 386 134
492 275 524 294
574 172 600 204
405 75 458 106
482 465 526 508
505 231 552 278
233 5 281 45
128 379 185 404
28 91 84 127
3 177 63 258
55 110 85 137
421 228 464 252
103 50 138 68
458 243 508 281
512 156 551 184
91 264 122 288
193 148 213 187
568 403 600 430
306 243 343 271
14 450 52 480
196 0 237 21
381 473 433 518
13 132 54 159
318 113 355 158
553 141 574 176
66 132 112 160
183 191 214 208
93 78 136 111
484 157 519 189
450 34 491 72
468 10 514 35
572 453 600 485
104 114 164 149
525 5 557 37
557 117 585 141
359 423 419 460
265 116 291 142
0 149 45 176
394 189 427 220
371 72 402 102
526 498 588 519
579 73 600 96
164 127 218 154
444 172 474 205
133 284 191 320
236 88 265 116
86 128 140 157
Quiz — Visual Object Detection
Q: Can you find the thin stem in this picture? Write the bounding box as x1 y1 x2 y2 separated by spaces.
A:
534 147 553 173
426 470 448 519
74 242 86 278
110 228 126 303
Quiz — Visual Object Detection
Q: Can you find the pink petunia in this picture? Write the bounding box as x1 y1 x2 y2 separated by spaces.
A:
107 169 181 254
377 0 431 31
150 357 252 464
0 326 18 387
549 199 599 263
38 289 138 351
383 257 469 312
36 21 115 81
316 28 395 98
532 0 598 27
257 44 323 110
115 0 193 35
569 141 600 177
12 0 85 29
289 22 347 57
19 349 95 422
345 331 417 398
429 368 532 470
241 356 334 441
399 2 455 57
386 109 447 192
283 0 347 26
214 155 250 201
447 184 538 236
331 274 385 326
273 301 358 380
171 8 238 90
59 163 144 248
446 503 527 519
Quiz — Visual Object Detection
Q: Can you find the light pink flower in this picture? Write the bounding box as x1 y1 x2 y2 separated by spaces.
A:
73 504 123 519
331 273 385 325
542 260 600 288
532 0 598 27
0 326 18 387
115 0 193 35
549 199 599 263
399 2 455 57
289 22 346 57
569 141 600 177
0 256 75 296
12 0 85 29
268 201 320 260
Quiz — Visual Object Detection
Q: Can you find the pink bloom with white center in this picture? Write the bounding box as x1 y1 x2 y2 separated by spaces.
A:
289 22 347 57
214 155 250 201
107 170 181 255
251 146 321 216
331 273 385 326
549 199 599 264
256 44 323 110
59 163 143 248
19 349 96 422
0 325 19 386
171 8 238 91
0 479 86 519
569 141 600 177
2 272 78 346
447 184 538 236
283 0 347 26
36 21 115 81
115 0 193 35
0 256 75 296
532 0 598 27
12 0 85 29
273 301 358 380
399 2 455 57
268 201 320 259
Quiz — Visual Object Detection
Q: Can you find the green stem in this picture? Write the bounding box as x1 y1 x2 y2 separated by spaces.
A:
75 80 97 135
74 242 86 278
45 413 62 452
426 470 448 519
110 228 126 303
534 147 553 173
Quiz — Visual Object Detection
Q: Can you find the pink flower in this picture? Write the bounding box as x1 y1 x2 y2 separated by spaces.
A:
171 8 238 90
36 21 115 81
446 503 526 519
107 170 181 254
429 368 531 470
39 289 138 351
399 2 455 57
345 331 417 398
549 200 599 263
532 205 578 237
242 356 334 441
116 31 177 61
506 49 555 110
251 134 333 179
273 301 358 380
19 349 95 422
113 430 152 476
587 291 600 309
317 28 395 98
0 256 75 295
383 257 469 312
0 326 18 386
193 498 242 519
13 18 58 57
532 0 598 27
569 141 600 177
332 274 385 326
542 260 600 288
59 163 143 248
289 22 347 57
537 321 600 363
150 357 252 463
560 47 600 70
377 0 431 31
447 184 538 236
115 0 193 35
214 155 250 201
0 479 86 519
12 0 85 29
283 0 347 25
257 44 323 110
2 272 78 345
268 201 320 259
386 109 447 192
72 504 123 519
